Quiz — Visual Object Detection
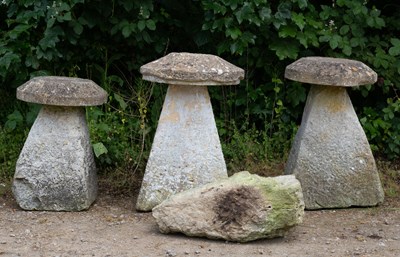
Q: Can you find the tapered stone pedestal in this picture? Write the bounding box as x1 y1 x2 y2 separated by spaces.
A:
13 76 107 211
136 53 244 211
284 57 384 209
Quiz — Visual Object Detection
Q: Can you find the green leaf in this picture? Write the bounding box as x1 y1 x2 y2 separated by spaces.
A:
63 12 72 21
374 17 385 28
235 4 253 25
342 45 352 56
297 0 308 9
8 24 31 39
270 40 299 60
114 93 127 110
259 7 271 21
93 142 108 158
0 52 20 69
121 0 134 11
138 20 146 31
146 19 156 31
25 55 40 69
226 27 242 40
343 14 353 25
329 34 342 49
389 39 400 56
122 25 131 37
5 110 23 131
73 22 83 35
279 25 297 38
291 12 305 30
339 25 349 35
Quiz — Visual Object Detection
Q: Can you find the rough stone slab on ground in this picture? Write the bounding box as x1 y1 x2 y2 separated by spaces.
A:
153 171 305 242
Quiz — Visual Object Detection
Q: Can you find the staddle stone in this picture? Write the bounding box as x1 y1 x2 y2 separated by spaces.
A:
136 53 244 211
13 76 107 211
284 57 384 209
153 171 305 242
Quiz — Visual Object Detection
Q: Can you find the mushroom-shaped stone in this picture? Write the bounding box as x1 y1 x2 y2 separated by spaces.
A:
284 57 384 210
136 53 244 211
13 76 107 211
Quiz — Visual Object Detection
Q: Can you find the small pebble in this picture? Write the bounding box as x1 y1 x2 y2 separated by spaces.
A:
165 250 176 257
195 250 201 254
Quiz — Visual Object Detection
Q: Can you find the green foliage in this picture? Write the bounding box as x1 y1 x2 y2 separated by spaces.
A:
0 124 28 180
0 0 400 185
0 0 171 88
360 98 400 159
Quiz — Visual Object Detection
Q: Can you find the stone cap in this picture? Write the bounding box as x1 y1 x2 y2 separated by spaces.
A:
285 57 377 87
17 76 108 106
140 52 245 86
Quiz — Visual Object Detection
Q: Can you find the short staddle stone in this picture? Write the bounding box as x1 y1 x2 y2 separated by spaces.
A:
13 106 98 211
153 171 305 242
284 86 384 209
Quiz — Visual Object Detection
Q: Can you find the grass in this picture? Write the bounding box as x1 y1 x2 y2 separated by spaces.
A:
377 159 400 199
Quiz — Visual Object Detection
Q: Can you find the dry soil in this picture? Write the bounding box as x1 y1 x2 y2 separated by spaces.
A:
1 191 399 257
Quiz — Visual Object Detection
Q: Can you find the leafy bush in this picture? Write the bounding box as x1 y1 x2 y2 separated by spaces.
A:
0 0 399 183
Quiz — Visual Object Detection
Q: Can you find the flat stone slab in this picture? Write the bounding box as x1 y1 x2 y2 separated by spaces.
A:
284 85 384 209
136 85 227 211
17 76 107 106
153 171 305 242
140 52 244 86
13 106 98 211
285 57 377 87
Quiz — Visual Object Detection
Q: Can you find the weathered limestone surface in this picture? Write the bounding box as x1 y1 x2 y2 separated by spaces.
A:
285 57 377 87
153 171 305 242
136 53 244 211
17 76 107 106
284 57 384 209
13 76 107 211
13 106 97 211
136 85 227 211
140 52 244 86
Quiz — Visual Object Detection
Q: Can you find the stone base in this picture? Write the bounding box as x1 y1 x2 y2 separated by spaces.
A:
136 85 227 211
13 106 97 211
285 85 384 209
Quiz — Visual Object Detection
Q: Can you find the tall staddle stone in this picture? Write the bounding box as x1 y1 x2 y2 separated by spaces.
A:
13 76 107 211
284 57 384 209
136 53 244 211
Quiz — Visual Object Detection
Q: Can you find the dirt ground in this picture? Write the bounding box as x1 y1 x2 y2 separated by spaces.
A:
1 190 399 257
